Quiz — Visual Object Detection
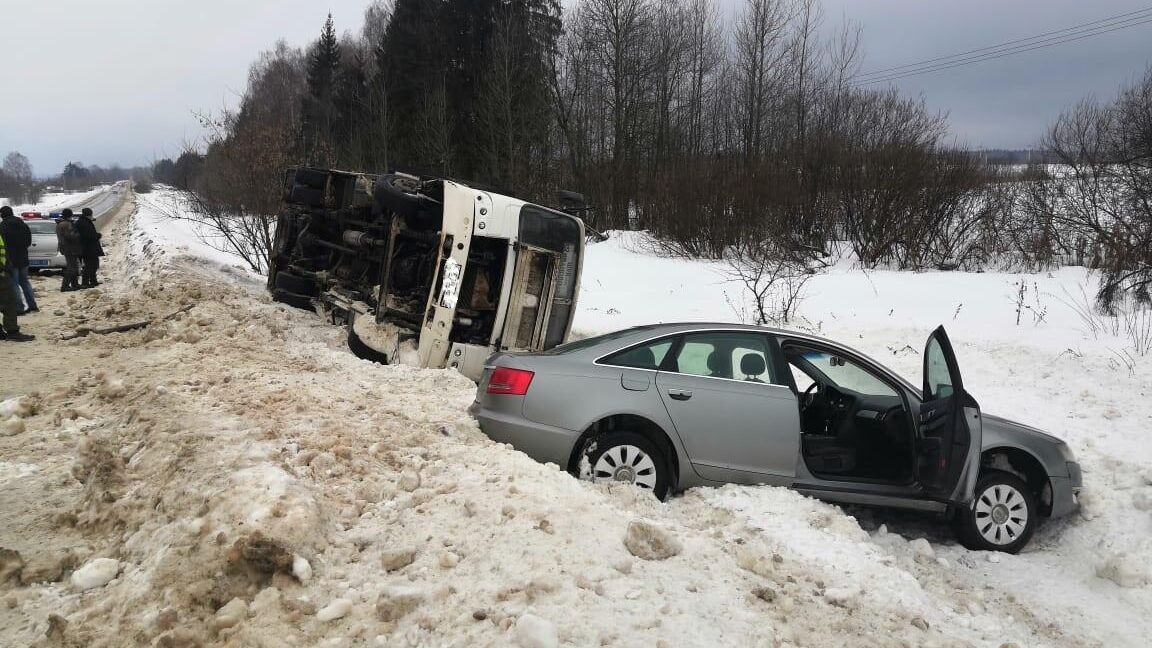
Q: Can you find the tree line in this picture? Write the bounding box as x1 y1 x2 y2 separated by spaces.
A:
154 0 1151 309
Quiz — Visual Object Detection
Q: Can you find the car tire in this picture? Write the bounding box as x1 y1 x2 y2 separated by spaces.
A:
347 327 389 364
272 288 314 311
955 471 1037 554
274 271 317 297
584 432 672 500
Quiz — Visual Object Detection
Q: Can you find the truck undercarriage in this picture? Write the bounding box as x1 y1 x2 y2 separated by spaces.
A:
267 168 585 380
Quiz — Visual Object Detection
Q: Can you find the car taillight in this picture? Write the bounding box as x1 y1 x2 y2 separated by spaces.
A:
487 367 534 395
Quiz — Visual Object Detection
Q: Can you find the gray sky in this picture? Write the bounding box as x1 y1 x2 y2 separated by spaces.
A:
3 0 1151 176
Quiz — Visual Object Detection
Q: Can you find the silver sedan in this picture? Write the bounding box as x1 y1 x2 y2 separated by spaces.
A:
472 323 1082 553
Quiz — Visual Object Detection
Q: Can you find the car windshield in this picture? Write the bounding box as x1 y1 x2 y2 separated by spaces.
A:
797 350 898 397
27 220 56 234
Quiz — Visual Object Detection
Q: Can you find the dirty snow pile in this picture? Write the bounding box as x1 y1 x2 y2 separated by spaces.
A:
0 206 1148 647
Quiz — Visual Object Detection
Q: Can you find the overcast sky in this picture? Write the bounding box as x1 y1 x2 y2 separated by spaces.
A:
3 0 1150 176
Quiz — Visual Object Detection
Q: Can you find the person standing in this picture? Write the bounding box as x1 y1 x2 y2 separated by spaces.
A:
0 206 38 313
75 207 104 288
56 208 82 291
0 229 35 341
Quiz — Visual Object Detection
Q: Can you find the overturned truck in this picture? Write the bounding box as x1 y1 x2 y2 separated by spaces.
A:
268 168 586 381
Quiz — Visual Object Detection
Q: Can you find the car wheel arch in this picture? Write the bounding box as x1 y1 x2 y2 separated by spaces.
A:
568 413 683 492
980 446 1052 516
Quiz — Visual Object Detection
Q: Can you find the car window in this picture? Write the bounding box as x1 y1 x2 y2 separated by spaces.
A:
543 325 661 355
27 221 56 234
670 332 776 383
924 337 954 399
601 339 674 370
789 349 898 397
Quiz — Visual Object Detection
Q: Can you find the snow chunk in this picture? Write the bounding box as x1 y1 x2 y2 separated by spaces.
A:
908 538 935 559
1 417 25 437
1096 553 1152 588
70 558 120 591
380 548 417 572
375 587 424 622
823 586 860 608
316 598 353 622
623 520 682 561
292 555 313 584
214 598 248 629
513 613 558 648
0 396 34 419
398 468 421 492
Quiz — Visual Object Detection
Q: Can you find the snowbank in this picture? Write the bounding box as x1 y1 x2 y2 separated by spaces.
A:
3 201 1149 647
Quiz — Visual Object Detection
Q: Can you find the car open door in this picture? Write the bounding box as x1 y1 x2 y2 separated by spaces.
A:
917 326 982 505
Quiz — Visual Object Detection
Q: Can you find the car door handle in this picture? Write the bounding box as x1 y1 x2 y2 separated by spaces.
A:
667 389 693 401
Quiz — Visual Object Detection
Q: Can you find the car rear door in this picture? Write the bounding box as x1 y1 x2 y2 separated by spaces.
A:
27 221 57 265
917 326 982 504
655 331 799 485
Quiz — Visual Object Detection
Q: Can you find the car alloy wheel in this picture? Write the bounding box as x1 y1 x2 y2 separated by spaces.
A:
593 444 659 490
584 432 671 500
956 471 1037 553
974 483 1029 546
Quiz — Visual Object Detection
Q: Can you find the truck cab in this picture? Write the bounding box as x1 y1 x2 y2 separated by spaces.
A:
268 168 585 381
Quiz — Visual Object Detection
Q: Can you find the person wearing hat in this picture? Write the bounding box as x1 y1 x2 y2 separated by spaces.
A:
0 227 35 341
56 208 82 291
75 207 104 288
0 205 37 313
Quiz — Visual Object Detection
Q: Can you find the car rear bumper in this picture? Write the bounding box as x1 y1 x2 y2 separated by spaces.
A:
28 254 66 269
472 403 579 470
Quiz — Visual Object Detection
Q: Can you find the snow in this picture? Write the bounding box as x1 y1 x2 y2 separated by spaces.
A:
10 185 113 214
3 198 1151 647
69 558 120 591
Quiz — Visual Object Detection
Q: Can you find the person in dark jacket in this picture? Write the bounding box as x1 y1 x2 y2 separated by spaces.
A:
75 207 104 288
56 209 82 291
0 206 37 313
0 228 35 341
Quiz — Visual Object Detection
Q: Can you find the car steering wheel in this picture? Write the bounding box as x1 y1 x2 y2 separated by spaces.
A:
801 381 821 411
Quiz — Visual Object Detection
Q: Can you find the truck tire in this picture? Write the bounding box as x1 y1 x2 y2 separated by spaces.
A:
274 271 317 297
272 288 314 311
373 174 437 224
347 328 389 364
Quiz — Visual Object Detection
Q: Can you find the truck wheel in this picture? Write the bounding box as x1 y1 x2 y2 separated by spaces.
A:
347 328 389 364
954 471 1037 554
274 271 317 297
272 288 314 311
373 174 437 222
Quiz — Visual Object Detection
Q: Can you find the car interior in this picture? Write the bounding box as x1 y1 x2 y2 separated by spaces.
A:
782 343 914 483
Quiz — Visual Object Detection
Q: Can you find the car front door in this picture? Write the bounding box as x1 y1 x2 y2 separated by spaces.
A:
918 326 982 504
655 331 799 485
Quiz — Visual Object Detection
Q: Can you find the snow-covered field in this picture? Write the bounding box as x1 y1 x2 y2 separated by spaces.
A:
10 184 117 214
1 192 1150 647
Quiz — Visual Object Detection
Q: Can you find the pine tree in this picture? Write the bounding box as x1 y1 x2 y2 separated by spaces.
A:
302 13 342 162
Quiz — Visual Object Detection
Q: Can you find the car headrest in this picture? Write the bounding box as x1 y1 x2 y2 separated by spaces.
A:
740 353 766 377
633 347 656 368
706 351 722 373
